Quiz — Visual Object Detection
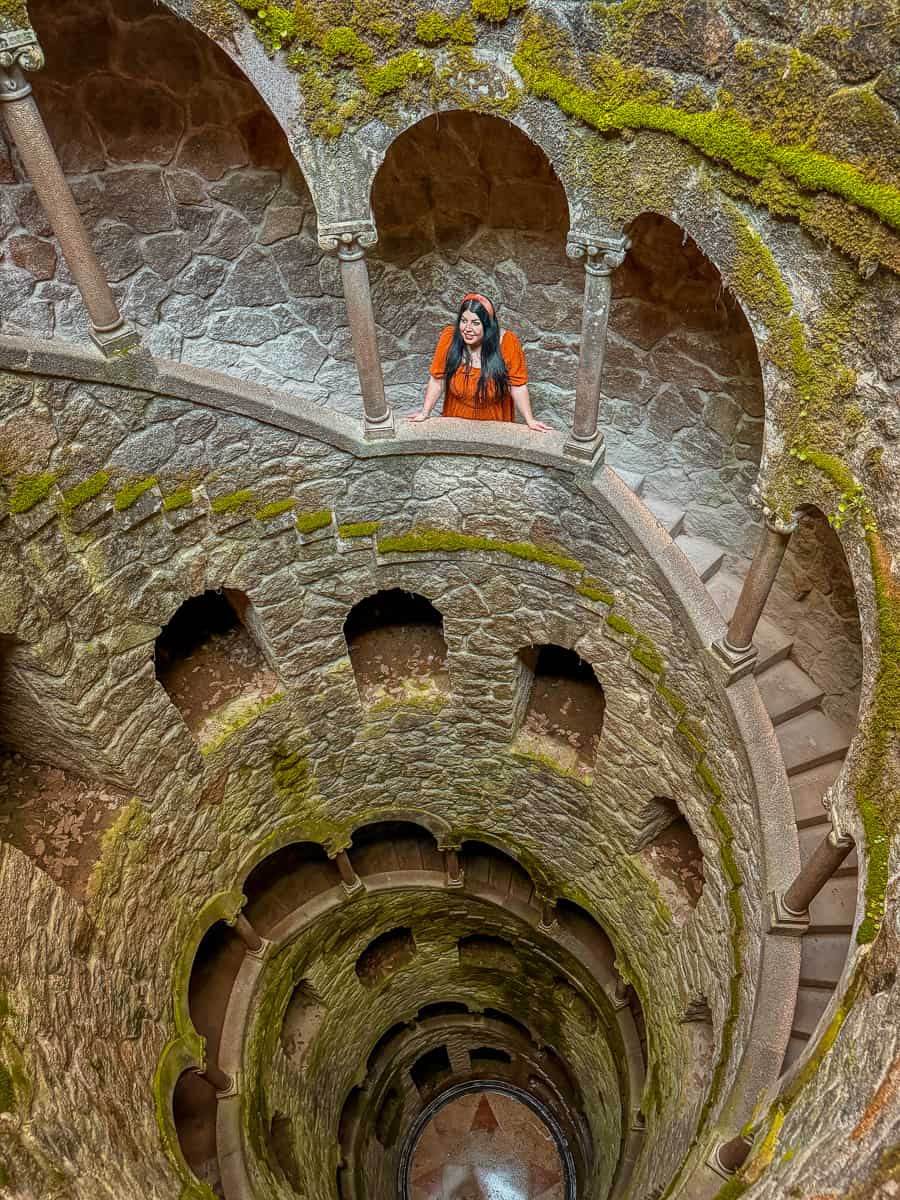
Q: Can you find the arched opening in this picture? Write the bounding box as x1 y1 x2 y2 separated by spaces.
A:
515 644 605 778
187 919 245 1069
635 797 705 924
172 1069 219 1192
459 840 538 909
368 1022 412 1075
458 934 520 973
154 587 277 743
555 900 617 980
13 0 352 404
348 820 443 877
356 927 417 989
242 841 341 935
343 589 449 705
280 979 327 1070
469 1045 512 1069
410 1045 452 1095
418 1002 469 1021
374 1087 403 1148
370 110 574 422
604 212 765 561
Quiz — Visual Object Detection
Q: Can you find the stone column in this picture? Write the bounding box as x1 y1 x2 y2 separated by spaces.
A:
0 30 139 356
712 508 800 680
771 829 854 933
196 1060 236 1097
444 847 464 888
538 899 558 932
333 848 363 895
319 220 394 440
710 1132 752 1177
564 232 629 464
232 912 266 956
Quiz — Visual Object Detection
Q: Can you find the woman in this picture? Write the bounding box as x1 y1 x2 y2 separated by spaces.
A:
408 294 551 431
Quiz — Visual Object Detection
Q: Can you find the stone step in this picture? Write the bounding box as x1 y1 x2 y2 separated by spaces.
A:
674 533 725 582
791 983 833 1038
755 659 825 726
642 494 686 537
790 761 844 827
777 710 851 776
808 873 857 929
614 467 645 496
800 931 852 987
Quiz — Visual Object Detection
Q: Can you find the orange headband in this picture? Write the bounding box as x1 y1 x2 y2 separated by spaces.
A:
461 293 495 320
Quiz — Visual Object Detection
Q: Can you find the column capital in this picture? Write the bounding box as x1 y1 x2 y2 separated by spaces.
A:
318 219 379 256
763 506 801 535
0 28 43 101
566 231 630 275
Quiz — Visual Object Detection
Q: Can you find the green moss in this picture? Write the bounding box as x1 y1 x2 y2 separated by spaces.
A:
162 488 193 512
577 578 615 605
0 0 29 31
696 758 724 801
296 508 333 534
210 488 255 515
378 528 583 573
8 471 57 514
321 25 374 64
338 520 379 539
471 0 526 20
655 683 687 716
631 639 664 675
271 746 311 797
512 24 900 231
0 1064 12 1113
362 49 434 97
416 11 476 44
59 470 110 515
86 798 151 905
605 612 635 636
676 717 706 757
190 0 240 40
255 498 295 521
509 745 592 788
201 692 283 756
114 476 158 512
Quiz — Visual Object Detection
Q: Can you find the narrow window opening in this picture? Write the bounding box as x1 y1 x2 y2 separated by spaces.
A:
355 927 416 988
343 588 449 705
515 643 605 779
636 797 705 923
483 1009 531 1040
469 1046 512 1068
281 980 327 1069
458 934 520 973
410 1045 452 1093
155 588 278 742
418 1001 469 1021
367 1022 410 1074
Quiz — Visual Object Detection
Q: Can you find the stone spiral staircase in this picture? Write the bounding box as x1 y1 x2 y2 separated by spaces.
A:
617 469 858 1070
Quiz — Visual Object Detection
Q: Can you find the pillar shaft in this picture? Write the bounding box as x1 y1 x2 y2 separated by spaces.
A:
725 512 798 652
319 225 393 439
782 831 854 917
334 849 362 893
714 1133 752 1175
445 848 463 887
232 912 263 954
1 53 137 354
564 234 628 461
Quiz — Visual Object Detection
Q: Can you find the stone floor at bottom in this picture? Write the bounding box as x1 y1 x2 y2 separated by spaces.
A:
409 1090 565 1200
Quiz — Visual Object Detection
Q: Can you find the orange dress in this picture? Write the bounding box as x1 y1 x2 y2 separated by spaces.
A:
429 325 528 422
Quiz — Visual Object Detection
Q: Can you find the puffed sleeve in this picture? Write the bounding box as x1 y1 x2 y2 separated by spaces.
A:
429 326 455 378
502 331 528 386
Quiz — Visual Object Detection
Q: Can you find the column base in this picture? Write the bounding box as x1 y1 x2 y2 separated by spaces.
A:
90 321 141 358
445 874 465 889
710 637 758 684
246 937 273 962
341 877 364 897
364 409 395 441
563 430 606 467
769 889 809 936
215 1070 241 1100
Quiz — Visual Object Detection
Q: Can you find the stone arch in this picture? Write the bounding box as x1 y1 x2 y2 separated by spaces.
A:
343 587 450 704
366 108 582 424
604 210 766 558
514 642 607 774
241 839 341 935
347 819 444 878
356 926 418 988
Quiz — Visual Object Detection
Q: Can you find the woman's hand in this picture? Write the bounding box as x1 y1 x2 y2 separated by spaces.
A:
526 418 552 433
407 410 430 423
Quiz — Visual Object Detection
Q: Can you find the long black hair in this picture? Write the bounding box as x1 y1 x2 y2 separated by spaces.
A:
443 298 510 410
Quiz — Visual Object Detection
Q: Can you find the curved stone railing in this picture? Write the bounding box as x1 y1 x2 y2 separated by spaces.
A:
0 333 806 1199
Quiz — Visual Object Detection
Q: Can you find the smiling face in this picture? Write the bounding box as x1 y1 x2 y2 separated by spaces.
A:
458 308 484 351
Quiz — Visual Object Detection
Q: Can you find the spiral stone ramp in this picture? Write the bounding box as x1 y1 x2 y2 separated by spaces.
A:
0 2 897 1200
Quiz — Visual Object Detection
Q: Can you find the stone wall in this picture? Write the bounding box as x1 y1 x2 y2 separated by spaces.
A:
0 0 356 407
0 366 781 1199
